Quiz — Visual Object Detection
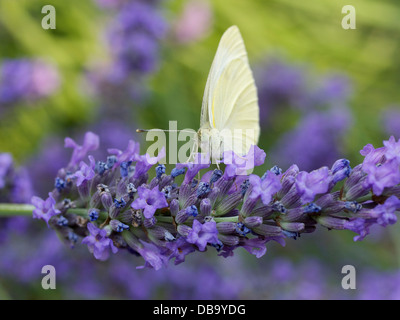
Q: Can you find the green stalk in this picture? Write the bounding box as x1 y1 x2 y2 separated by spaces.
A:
0 203 104 219
0 204 239 224
353 192 373 203
0 203 34 217
155 215 239 223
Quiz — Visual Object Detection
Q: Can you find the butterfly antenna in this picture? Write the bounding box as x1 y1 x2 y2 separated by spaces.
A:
136 129 196 134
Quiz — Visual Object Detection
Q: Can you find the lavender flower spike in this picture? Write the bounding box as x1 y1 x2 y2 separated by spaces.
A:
27 134 400 270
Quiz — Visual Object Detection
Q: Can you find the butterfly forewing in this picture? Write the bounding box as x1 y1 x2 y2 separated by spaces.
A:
199 25 260 159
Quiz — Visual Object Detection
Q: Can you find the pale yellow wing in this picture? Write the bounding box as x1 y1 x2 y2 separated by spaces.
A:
199 26 260 156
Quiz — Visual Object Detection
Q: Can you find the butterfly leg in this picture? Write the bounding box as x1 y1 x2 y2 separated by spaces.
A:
186 136 198 163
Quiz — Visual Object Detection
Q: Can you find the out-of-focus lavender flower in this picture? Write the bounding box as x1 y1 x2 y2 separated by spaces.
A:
0 153 12 189
257 59 351 115
86 0 168 120
269 107 352 171
173 0 213 44
0 153 34 204
256 59 308 122
11 167 34 204
357 269 400 300
105 1 167 82
248 258 400 300
256 58 352 171
0 153 34 246
0 58 60 106
307 73 352 109
382 106 400 137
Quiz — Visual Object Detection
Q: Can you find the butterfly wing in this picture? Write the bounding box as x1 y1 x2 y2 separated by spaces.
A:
200 26 260 157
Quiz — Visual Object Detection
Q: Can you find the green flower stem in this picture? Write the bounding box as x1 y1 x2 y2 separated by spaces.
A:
353 192 373 204
0 203 239 224
154 215 173 223
0 203 35 217
155 215 239 223
0 203 105 219
212 216 240 223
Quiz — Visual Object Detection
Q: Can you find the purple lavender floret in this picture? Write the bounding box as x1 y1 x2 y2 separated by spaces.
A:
186 219 219 251
65 132 100 168
29 133 400 269
374 196 400 227
131 186 168 219
82 223 118 261
249 171 281 205
32 193 60 227
295 167 332 204
74 156 96 187
361 136 400 195
222 145 266 178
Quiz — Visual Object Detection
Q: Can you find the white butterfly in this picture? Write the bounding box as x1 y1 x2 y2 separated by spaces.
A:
196 25 260 163
138 26 260 166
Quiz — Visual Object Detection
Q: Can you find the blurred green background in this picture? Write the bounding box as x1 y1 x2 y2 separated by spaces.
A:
0 0 400 299
1 0 400 161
